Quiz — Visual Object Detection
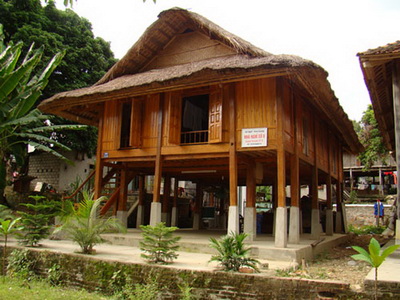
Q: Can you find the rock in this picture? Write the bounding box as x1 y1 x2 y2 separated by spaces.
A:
347 260 357 266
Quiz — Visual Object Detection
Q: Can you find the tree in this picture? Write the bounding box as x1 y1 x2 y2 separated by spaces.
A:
0 26 85 201
0 0 117 158
140 222 180 264
17 195 59 246
55 191 126 254
354 105 389 169
352 237 400 300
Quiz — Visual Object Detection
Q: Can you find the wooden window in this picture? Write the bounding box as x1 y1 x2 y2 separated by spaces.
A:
119 98 143 149
167 86 223 145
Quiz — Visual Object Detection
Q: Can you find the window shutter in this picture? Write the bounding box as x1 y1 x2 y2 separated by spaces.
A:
130 98 143 148
209 86 223 143
168 91 182 145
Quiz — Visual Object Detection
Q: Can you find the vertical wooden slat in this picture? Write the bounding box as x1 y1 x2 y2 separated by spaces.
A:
209 85 223 143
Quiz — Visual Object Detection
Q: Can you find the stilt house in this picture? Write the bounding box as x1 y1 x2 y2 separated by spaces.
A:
39 8 362 247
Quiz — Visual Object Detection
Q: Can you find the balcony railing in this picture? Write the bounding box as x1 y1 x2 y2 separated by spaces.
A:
181 130 208 145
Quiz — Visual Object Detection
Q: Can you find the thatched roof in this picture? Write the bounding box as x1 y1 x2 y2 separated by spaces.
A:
38 7 362 154
358 41 400 151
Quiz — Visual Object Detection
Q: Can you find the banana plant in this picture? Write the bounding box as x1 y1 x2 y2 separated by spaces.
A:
352 237 400 300
0 24 85 199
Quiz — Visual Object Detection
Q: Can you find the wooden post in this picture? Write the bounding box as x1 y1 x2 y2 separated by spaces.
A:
275 78 287 248
393 61 400 225
136 175 145 228
310 118 320 240
289 93 300 244
244 160 256 240
116 166 128 227
94 113 104 200
150 95 163 226
171 178 179 227
162 175 171 226
228 84 239 234
193 182 202 230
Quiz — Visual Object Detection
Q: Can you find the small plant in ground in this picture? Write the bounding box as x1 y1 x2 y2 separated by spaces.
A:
17 195 58 246
348 224 385 235
352 237 400 300
178 280 195 300
0 217 22 275
209 232 260 272
7 249 37 280
46 263 62 286
55 191 126 254
140 222 181 264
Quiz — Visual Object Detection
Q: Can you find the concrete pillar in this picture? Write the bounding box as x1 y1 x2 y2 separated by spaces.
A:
136 205 144 228
335 210 343 233
396 219 400 244
227 205 239 234
288 206 300 244
171 206 178 227
116 210 128 228
244 207 256 241
310 208 321 239
150 202 162 226
325 209 334 236
275 206 288 248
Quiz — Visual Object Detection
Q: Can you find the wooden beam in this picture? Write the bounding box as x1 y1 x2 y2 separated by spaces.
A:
228 84 237 206
290 93 299 207
118 166 128 211
393 59 400 219
152 94 164 203
276 78 286 208
162 175 171 213
138 175 145 205
94 110 104 199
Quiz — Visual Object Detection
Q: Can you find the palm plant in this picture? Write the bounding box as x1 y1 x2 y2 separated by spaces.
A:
352 237 400 300
0 24 85 201
209 232 259 272
56 191 126 254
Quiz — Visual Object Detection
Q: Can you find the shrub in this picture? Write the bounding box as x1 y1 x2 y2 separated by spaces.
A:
209 232 260 272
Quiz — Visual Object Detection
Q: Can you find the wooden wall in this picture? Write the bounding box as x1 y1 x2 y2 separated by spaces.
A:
98 76 343 180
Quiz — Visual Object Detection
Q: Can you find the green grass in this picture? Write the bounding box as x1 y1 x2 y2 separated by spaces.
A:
347 224 385 235
0 276 112 300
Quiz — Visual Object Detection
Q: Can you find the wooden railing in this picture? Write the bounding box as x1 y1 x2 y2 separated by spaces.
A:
181 130 208 144
63 169 96 203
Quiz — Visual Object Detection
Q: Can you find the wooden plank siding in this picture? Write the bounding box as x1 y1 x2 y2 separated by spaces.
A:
235 78 277 150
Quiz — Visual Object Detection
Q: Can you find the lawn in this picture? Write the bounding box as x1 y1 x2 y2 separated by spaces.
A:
0 276 112 300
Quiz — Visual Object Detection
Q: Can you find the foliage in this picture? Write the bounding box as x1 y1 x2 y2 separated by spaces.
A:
0 25 86 200
56 191 126 254
354 105 390 170
0 204 12 219
139 222 180 264
7 249 37 279
0 0 117 157
46 263 62 286
120 281 161 300
209 232 260 272
347 225 386 235
352 237 400 300
17 195 58 246
0 217 22 275
0 275 111 300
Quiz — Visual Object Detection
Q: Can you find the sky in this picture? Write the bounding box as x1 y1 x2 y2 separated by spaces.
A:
54 0 400 121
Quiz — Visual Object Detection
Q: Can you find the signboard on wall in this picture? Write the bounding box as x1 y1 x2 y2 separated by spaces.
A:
241 128 268 147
